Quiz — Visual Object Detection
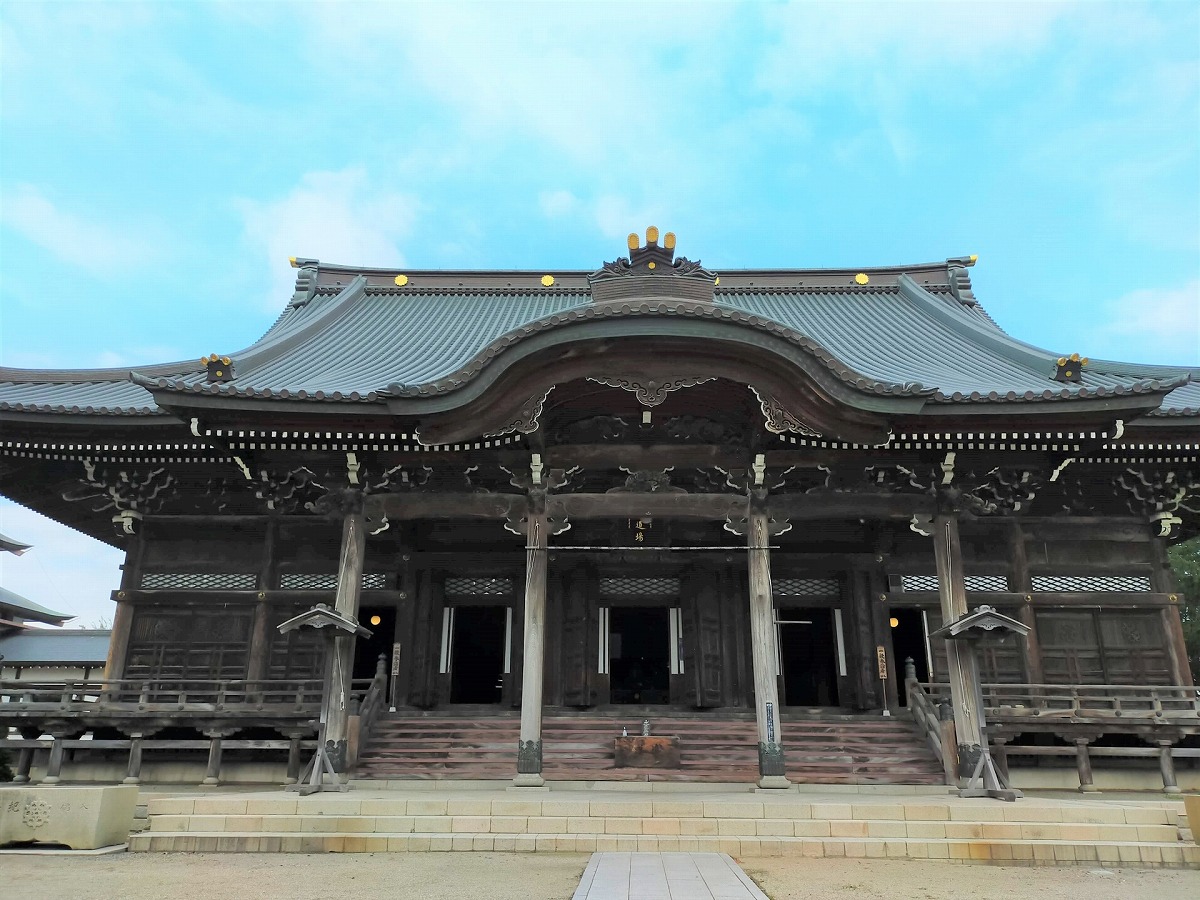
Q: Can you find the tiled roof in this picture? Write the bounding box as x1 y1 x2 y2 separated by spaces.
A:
0 629 110 664
0 258 1194 420
0 586 70 624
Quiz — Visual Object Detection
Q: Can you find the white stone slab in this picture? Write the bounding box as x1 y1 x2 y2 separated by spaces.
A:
572 852 769 900
0 785 138 850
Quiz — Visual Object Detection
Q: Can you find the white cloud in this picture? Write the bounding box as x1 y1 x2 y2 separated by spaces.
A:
0 499 123 628
1091 281 1200 366
0 184 159 276
539 190 579 219
235 168 419 309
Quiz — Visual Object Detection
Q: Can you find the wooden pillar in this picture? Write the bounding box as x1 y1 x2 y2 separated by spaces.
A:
514 511 549 787
1150 537 1193 686
14 746 34 783
321 508 367 775
42 736 66 784
748 507 790 788
246 517 279 683
285 734 303 784
848 570 881 710
202 735 223 786
932 514 985 781
1073 738 1097 792
104 530 146 681
123 734 145 784
1009 521 1044 684
1156 740 1181 794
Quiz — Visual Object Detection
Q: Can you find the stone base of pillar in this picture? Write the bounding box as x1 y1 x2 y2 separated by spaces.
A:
1163 785 1183 795
511 773 546 788
1077 783 1100 793
956 742 983 781
755 776 793 790
122 776 141 785
757 742 787 778
516 739 543 775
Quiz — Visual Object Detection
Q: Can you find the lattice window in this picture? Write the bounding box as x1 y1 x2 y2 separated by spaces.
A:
599 577 681 597
140 572 256 590
1031 575 1152 593
279 572 388 590
899 575 1008 592
444 576 514 597
772 578 840 597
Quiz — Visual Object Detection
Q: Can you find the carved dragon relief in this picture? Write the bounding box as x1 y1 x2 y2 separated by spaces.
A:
749 386 822 437
1116 468 1199 538
606 467 687 494
62 461 178 534
586 375 714 407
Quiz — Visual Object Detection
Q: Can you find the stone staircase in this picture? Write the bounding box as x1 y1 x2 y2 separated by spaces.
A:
355 712 945 785
128 787 1200 867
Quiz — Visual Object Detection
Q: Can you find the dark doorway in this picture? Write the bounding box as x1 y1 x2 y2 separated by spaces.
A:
778 607 841 707
890 607 929 706
609 607 670 704
450 606 506 704
354 605 396 681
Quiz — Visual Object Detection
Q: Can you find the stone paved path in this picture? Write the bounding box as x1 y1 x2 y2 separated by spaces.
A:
572 852 769 900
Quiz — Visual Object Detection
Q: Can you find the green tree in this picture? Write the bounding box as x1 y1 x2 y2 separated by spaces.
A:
1168 535 1200 684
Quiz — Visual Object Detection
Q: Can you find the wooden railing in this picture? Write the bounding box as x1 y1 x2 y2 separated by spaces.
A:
4 736 319 786
0 677 328 712
347 655 389 769
918 682 1200 722
908 672 1200 792
903 666 956 786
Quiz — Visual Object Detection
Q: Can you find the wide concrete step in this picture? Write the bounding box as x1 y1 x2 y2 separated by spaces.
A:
131 792 1198 866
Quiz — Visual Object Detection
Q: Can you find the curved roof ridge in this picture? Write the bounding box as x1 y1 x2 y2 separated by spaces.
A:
0 358 202 384
897 274 1057 373
133 276 368 394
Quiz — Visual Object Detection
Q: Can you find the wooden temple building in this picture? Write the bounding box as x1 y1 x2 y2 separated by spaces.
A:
1 229 1197 789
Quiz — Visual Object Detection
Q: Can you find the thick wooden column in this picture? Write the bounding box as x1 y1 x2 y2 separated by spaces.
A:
246 518 279 683
747 507 790 788
1150 536 1193 686
1008 522 1044 684
321 509 367 775
104 530 146 680
514 511 550 787
931 514 985 781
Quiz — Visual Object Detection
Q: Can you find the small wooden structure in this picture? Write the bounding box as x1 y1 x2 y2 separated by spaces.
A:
931 605 1029 800
278 603 371 794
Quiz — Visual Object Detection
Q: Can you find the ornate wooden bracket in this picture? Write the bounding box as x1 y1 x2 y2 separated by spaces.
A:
485 386 554 437
586 375 714 407
62 461 178 534
750 386 822 436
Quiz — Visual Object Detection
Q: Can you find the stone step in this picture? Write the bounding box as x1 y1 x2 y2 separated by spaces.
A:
126 830 1200 866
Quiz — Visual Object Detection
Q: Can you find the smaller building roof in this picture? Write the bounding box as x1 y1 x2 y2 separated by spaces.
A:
0 531 32 555
0 628 110 665
0 586 71 625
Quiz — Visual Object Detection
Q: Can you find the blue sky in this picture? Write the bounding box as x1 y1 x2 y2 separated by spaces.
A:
1 1 1198 626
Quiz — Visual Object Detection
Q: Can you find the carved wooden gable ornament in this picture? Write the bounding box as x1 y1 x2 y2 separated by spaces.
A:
588 226 717 304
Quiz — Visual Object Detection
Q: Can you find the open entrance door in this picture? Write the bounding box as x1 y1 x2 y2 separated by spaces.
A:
777 607 841 707
354 606 396 681
446 606 507 704
608 607 670 704
889 607 930 706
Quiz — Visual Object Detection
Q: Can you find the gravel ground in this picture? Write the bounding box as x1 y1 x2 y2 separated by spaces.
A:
2 853 1198 900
